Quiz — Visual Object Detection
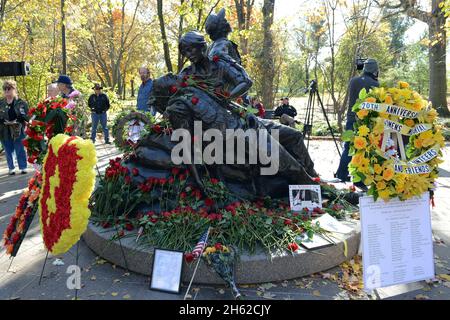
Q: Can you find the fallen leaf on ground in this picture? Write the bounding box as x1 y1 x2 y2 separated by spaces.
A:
123 294 131 299
262 292 275 299
218 289 225 294
123 272 130 277
185 294 193 299
113 279 121 283
111 292 118 297
90 276 96 281
313 290 321 297
438 274 450 281
415 294 430 300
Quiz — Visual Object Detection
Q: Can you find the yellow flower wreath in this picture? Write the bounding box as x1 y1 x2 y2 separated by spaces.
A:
343 82 444 202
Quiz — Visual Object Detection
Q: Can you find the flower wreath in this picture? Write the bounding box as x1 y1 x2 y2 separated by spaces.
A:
344 82 444 201
23 96 76 165
38 134 97 255
3 173 42 256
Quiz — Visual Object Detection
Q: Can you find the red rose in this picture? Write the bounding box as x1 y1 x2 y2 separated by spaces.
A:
312 177 321 183
210 178 219 185
212 55 220 62
191 97 199 105
125 223 134 231
22 139 29 148
171 167 180 176
180 82 188 88
184 253 195 263
180 192 187 199
101 222 111 229
169 85 178 94
284 219 292 226
152 125 162 133
168 177 175 184
205 198 214 207
214 243 223 251
179 174 186 181
287 242 299 252
12 232 21 244
159 178 167 185
132 168 139 176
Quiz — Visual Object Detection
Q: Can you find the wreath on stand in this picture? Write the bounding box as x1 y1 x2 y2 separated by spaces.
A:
343 82 444 201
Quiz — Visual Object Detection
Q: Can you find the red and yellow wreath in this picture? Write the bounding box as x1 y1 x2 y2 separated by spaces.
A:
38 134 97 255
3 173 42 256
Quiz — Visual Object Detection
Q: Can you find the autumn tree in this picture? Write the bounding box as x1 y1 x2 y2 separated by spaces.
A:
375 0 449 117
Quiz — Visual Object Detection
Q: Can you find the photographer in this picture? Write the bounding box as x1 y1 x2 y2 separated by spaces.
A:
336 59 380 186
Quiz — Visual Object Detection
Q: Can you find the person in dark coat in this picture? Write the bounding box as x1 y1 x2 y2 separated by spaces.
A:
336 59 380 185
88 84 110 144
0 80 29 175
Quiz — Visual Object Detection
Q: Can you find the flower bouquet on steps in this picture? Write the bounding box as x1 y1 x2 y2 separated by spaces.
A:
202 243 242 300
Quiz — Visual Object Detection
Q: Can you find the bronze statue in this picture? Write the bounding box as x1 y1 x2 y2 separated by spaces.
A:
138 31 318 199
205 8 242 65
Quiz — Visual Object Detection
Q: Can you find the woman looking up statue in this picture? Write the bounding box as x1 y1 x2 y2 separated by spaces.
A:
205 8 242 65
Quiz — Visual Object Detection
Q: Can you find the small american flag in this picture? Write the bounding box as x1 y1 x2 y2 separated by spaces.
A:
191 228 210 259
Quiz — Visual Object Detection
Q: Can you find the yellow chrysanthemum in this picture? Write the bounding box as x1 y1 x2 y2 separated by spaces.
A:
404 119 415 127
374 164 383 175
358 125 370 137
383 167 395 181
357 109 369 119
384 95 393 105
398 81 409 89
354 136 367 150
376 181 387 190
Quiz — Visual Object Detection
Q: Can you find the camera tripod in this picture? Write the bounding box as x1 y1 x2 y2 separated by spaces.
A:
302 80 342 157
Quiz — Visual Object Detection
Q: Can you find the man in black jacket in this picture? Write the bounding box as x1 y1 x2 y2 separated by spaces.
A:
274 97 297 127
336 59 380 185
88 84 110 144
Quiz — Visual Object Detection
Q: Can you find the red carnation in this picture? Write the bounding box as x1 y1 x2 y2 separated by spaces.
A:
101 222 111 229
159 178 167 185
169 85 178 94
215 243 223 251
312 177 321 183
284 219 292 226
152 125 162 133
287 242 299 252
180 192 187 199
12 232 21 244
191 97 199 105
179 174 186 181
171 167 180 176
180 82 188 88
124 176 132 185
210 178 219 185
132 168 139 176
212 55 220 62
205 198 214 207
125 223 134 231
168 177 175 184
184 253 195 263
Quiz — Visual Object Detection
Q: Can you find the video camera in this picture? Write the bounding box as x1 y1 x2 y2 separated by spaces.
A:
302 79 318 94
356 58 367 71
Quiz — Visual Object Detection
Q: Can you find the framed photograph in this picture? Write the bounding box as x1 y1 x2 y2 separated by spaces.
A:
150 248 184 294
289 185 322 212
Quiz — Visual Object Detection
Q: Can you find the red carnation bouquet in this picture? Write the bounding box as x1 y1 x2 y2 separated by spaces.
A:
3 173 42 256
23 96 76 165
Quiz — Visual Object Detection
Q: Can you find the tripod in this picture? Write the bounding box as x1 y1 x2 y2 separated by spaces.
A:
302 80 342 158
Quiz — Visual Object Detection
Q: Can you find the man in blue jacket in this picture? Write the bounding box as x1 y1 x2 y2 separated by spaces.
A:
137 67 154 115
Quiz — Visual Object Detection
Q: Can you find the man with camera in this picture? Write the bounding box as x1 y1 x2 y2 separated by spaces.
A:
336 58 380 187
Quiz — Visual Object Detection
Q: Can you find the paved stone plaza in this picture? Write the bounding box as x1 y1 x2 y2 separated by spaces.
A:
1 140 449 300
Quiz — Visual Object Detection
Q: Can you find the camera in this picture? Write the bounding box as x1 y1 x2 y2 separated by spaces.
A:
356 58 367 71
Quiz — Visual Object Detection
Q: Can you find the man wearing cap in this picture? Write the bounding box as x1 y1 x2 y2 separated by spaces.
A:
274 97 297 127
56 74 88 138
88 84 110 144
336 58 380 186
